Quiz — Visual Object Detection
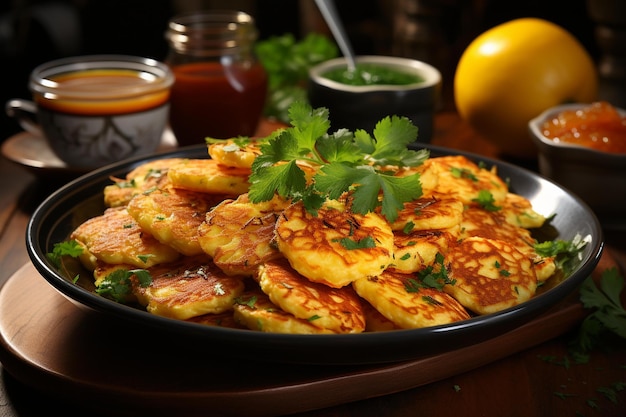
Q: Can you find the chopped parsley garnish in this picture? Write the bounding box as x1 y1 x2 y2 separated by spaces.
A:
47 240 83 268
403 221 415 234
405 252 456 292
534 233 590 273
553 392 577 400
95 269 152 303
422 295 443 306
494 260 511 277
335 236 377 250
472 189 501 211
451 167 478 182
47 242 154 303
145 168 165 180
116 178 137 189
248 101 429 223
142 186 158 195
137 254 155 264
235 295 258 308
46 240 84 282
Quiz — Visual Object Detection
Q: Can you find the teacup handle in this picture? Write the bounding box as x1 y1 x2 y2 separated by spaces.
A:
5 99 42 136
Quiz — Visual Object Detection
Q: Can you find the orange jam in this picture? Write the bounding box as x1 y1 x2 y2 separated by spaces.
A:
541 101 626 154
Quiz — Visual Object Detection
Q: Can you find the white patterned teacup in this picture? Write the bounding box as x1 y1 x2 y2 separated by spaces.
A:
6 55 174 169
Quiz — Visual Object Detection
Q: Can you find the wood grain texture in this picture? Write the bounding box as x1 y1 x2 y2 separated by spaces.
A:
0 263 587 417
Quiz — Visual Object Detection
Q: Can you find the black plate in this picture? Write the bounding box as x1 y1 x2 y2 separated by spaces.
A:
26 144 604 365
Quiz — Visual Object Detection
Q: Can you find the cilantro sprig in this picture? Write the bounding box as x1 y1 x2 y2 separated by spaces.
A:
47 240 84 281
96 268 152 303
472 189 501 211
47 239 153 303
47 240 83 268
535 233 590 274
569 267 626 363
248 102 429 222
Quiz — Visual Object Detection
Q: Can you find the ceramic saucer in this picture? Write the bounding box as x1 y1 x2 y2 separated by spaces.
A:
1 130 178 177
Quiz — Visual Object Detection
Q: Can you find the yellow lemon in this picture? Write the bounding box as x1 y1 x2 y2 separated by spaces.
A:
454 18 598 158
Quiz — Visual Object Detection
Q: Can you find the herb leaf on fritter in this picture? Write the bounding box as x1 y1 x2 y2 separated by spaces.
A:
248 102 429 223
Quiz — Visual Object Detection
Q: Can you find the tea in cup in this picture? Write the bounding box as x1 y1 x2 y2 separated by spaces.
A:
6 55 174 169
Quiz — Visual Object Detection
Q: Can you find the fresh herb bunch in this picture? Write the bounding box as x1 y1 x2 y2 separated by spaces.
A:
248 102 429 223
255 33 338 122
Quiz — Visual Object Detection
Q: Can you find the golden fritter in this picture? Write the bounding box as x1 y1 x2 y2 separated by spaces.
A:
256 258 366 333
167 158 250 195
198 193 288 276
232 290 336 334
501 192 547 229
211 212 282 276
70 207 180 269
444 236 537 315
275 199 395 288
127 185 225 256
459 206 556 282
460 206 537 257
198 198 241 257
77 145 561 332
362 300 401 332
207 140 261 169
420 155 508 205
93 260 124 287
92 261 138 303
186 311 247 329
533 257 557 283
390 226 459 274
353 270 470 329
103 158 183 207
389 194 464 232
133 255 245 320
74 240 98 272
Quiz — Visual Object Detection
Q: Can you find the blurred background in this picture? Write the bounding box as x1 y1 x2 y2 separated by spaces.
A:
0 0 614 142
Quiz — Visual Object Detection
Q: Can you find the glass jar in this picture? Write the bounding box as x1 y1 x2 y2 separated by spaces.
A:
164 10 268 146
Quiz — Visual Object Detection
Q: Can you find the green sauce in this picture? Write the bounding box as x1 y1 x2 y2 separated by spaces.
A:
322 63 424 86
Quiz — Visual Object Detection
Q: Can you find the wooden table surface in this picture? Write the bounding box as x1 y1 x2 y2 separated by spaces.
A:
1 112 625 417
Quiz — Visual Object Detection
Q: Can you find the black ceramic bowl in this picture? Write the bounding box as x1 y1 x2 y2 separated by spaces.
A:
308 56 441 142
26 144 603 365
529 103 626 230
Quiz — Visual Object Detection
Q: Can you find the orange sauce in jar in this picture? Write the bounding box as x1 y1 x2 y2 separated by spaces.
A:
35 69 171 115
168 61 267 145
541 101 626 154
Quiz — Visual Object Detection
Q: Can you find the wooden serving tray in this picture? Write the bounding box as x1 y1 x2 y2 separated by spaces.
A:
0 262 587 417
